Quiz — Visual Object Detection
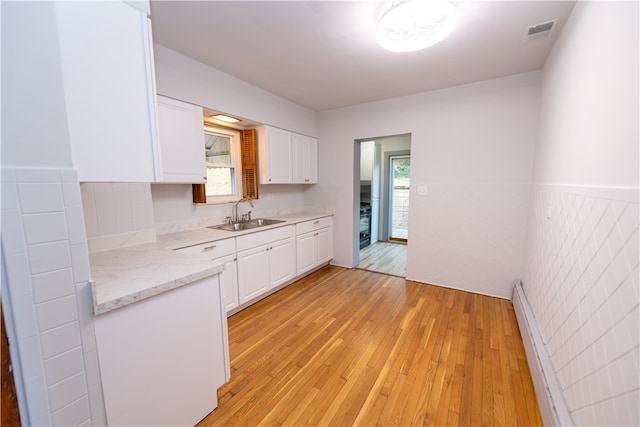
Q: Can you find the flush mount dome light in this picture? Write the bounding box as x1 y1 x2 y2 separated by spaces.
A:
377 0 456 52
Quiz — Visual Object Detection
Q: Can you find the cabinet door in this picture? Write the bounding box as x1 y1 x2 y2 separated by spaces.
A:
296 232 316 275
307 137 318 184
215 254 239 312
261 126 292 183
292 133 307 183
237 244 270 303
268 237 296 288
156 96 206 183
55 1 159 182
316 227 333 265
292 134 318 184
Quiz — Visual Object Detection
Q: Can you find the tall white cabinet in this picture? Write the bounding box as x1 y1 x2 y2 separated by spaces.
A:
55 1 160 182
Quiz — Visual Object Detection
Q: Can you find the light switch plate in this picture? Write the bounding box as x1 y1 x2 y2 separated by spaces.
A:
417 185 428 196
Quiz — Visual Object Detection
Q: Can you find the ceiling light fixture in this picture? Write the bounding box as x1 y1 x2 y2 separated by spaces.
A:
377 0 457 53
210 114 240 123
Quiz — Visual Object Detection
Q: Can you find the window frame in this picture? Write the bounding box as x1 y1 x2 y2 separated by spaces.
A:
203 125 243 204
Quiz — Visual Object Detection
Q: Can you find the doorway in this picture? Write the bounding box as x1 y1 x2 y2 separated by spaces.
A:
354 135 411 277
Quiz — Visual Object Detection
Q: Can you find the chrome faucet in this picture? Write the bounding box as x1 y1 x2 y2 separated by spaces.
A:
232 198 254 223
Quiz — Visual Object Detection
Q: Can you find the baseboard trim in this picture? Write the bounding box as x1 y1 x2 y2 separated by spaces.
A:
511 280 573 426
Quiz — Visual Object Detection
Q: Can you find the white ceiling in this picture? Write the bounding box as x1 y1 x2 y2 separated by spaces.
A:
150 1 576 112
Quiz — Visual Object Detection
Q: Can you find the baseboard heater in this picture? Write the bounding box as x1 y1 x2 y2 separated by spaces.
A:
511 280 573 427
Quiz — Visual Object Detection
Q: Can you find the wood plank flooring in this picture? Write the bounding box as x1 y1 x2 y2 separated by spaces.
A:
358 241 407 277
198 266 542 427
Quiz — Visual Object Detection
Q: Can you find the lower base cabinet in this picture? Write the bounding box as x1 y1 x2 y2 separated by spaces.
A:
174 238 239 312
237 226 296 304
296 217 333 276
94 274 229 426
237 243 270 303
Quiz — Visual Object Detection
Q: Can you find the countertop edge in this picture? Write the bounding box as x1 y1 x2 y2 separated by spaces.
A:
92 263 224 316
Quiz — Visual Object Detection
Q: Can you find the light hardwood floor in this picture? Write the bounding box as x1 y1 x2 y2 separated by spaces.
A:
358 241 407 277
198 266 542 426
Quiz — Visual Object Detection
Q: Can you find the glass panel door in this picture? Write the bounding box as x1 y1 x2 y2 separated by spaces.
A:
389 155 410 241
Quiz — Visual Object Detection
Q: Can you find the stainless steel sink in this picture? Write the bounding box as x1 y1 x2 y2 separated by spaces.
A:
209 218 285 232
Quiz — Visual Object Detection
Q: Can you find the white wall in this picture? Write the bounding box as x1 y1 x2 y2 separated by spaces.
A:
151 184 305 234
522 2 639 425
154 45 318 137
151 45 318 228
311 71 541 298
1 2 105 425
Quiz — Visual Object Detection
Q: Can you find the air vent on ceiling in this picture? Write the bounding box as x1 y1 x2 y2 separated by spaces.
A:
526 19 558 41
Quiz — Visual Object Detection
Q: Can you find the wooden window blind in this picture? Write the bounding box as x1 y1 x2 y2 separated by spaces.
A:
241 128 259 200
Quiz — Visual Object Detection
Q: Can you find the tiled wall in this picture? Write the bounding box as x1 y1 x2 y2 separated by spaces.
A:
80 183 156 253
1 167 106 426
522 184 639 426
151 184 306 234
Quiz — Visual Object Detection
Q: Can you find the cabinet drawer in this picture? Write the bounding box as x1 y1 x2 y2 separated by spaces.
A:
296 216 332 235
236 225 294 252
175 238 236 259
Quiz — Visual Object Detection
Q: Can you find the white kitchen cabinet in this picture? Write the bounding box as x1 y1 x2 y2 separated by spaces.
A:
292 133 318 184
237 243 271 303
216 254 239 312
174 238 238 312
257 125 292 183
156 95 206 183
237 225 296 304
94 274 229 426
267 235 296 287
257 126 318 184
55 1 160 182
296 217 333 276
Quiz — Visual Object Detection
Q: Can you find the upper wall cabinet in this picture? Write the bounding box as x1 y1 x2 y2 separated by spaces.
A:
257 125 317 184
256 126 292 184
56 1 160 182
156 96 206 183
292 133 318 184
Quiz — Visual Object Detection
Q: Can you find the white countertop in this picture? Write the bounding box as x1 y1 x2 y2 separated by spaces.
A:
90 212 332 315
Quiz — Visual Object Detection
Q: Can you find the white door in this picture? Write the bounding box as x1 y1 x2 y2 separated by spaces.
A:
316 228 333 265
156 96 206 183
296 232 316 275
266 127 292 183
237 244 270 303
268 237 296 288
214 254 239 312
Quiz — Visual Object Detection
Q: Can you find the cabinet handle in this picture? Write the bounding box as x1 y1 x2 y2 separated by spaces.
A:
203 245 217 252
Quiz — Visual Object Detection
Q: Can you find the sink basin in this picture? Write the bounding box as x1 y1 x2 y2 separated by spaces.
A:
247 218 285 227
209 218 285 232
